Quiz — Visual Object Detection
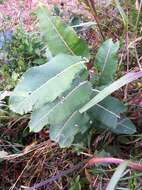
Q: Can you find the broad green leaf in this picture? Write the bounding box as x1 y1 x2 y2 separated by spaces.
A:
95 39 119 85
89 96 126 129
92 117 136 135
73 129 91 148
80 71 142 113
48 81 92 125
49 111 90 148
29 81 92 132
106 161 128 190
29 102 56 132
36 6 89 57
112 118 136 134
9 54 86 114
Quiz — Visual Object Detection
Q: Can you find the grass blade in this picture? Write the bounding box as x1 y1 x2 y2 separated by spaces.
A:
115 0 128 29
80 71 142 113
106 161 128 190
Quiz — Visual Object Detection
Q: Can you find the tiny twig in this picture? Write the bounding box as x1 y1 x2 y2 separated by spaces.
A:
26 160 86 190
134 45 142 70
26 156 142 190
124 31 129 100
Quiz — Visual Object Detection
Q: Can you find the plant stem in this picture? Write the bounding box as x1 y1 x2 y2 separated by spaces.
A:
87 157 142 171
85 0 105 40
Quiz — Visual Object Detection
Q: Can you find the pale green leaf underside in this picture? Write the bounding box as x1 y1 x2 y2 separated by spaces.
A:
36 6 89 57
9 54 86 114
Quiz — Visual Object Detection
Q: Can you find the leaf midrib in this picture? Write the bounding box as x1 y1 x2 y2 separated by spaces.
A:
101 44 111 74
53 111 79 142
45 10 75 55
30 82 88 130
15 61 85 111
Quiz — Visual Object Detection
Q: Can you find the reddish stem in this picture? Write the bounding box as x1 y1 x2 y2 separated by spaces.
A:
87 157 142 171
